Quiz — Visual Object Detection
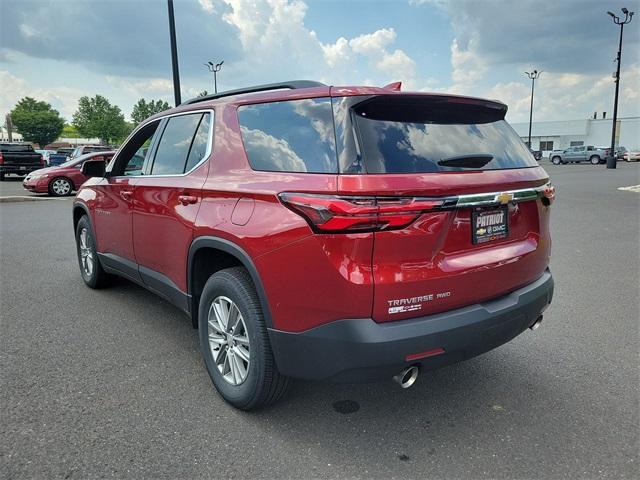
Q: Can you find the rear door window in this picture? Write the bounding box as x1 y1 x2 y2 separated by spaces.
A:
333 95 537 174
237 98 337 173
150 112 212 175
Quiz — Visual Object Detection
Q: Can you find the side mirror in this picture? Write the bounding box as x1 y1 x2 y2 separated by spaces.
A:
81 160 106 178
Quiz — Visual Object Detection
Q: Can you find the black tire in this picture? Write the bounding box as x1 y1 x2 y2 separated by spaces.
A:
49 176 73 196
75 215 113 288
0 172 5 181
589 155 600 165
198 267 289 410
551 156 562 165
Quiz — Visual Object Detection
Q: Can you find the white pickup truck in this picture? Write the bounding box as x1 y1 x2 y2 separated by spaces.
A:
550 145 610 165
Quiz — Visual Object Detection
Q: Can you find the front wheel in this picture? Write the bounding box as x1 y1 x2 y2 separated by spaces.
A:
49 177 73 196
551 156 562 165
589 155 601 165
198 267 289 410
75 216 113 288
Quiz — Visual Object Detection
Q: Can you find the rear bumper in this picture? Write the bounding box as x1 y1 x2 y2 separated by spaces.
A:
268 270 553 382
0 165 41 175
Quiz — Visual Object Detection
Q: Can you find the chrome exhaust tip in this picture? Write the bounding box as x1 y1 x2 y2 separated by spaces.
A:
529 315 543 331
393 366 419 389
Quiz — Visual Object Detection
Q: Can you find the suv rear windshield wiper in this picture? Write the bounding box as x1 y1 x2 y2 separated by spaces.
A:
437 154 494 169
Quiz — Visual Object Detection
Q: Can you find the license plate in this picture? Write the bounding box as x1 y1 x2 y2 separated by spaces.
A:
472 207 509 244
20 166 26 171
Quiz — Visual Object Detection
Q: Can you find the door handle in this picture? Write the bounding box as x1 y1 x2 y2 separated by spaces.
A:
178 194 198 205
120 190 133 201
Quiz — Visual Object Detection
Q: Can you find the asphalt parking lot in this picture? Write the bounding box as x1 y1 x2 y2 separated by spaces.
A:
1 163 639 479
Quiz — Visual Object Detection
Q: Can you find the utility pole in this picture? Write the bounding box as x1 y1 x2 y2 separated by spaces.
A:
167 0 181 106
524 70 541 149
204 61 224 93
606 8 634 169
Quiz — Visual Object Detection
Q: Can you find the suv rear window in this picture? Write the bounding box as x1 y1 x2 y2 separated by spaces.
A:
333 95 537 174
237 98 337 173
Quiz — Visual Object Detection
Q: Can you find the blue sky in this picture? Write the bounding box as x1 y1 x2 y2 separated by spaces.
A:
1 0 639 124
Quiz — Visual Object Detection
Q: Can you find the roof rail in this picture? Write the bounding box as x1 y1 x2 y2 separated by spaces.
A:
181 80 327 105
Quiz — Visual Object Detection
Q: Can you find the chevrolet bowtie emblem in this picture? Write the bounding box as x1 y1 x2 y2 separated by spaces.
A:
496 192 514 205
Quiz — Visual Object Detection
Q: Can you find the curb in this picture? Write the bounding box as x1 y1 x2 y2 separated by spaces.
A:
0 195 71 203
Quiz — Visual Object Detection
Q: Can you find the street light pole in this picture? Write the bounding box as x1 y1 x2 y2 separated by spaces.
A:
606 8 634 169
204 61 224 93
167 0 181 106
524 70 541 149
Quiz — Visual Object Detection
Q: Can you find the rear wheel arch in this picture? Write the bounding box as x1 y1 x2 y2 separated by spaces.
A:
188 237 273 329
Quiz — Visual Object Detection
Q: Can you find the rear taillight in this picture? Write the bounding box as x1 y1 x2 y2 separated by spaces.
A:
0 152 4 165
39 154 45 166
541 184 556 206
279 193 447 233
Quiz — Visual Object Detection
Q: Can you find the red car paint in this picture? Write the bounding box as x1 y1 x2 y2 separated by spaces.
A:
75 84 553 351
24 151 114 194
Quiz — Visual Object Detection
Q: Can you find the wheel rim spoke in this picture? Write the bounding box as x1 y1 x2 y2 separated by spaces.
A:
207 295 250 386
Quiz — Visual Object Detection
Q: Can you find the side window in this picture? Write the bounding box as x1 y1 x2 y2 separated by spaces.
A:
237 98 337 173
184 114 211 172
151 113 209 175
110 120 160 176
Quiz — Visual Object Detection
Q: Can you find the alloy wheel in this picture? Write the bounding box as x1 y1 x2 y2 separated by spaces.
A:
207 296 251 385
79 228 94 277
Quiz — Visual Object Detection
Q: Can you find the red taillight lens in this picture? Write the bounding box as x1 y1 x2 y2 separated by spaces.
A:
541 184 556 205
279 193 445 233
0 152 4 165
39 154 45 166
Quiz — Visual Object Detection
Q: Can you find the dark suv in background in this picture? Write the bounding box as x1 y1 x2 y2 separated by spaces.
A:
73 81 555 410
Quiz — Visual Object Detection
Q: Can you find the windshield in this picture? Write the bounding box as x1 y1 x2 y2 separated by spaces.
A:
332 95 536 174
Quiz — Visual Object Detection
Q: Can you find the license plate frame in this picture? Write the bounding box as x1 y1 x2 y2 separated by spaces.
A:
472 206 509 245
19 166 26 171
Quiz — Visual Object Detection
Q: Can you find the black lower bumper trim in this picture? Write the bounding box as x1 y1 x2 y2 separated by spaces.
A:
268 270 554 382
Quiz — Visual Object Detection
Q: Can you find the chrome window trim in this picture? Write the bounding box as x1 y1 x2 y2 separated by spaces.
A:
108 108 215 179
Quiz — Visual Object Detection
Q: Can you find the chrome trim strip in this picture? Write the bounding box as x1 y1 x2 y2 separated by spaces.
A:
454 183 549 208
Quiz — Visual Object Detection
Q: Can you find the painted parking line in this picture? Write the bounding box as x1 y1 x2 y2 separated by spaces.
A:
617 185 640 193
0 195 72 203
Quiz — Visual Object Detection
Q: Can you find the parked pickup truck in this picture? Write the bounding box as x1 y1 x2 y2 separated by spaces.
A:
48 148 75 167
550 145 610 165
0 143 45 180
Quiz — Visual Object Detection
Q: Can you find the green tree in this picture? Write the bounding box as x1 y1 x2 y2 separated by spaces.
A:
73 95 127 144
10 97 64 147
131 98 171 125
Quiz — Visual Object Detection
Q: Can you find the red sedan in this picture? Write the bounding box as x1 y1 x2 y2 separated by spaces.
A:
23 150 115 196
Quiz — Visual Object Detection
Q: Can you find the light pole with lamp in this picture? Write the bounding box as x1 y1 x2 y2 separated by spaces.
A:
204 61 224 93
605 8 634 169
524 70 542 150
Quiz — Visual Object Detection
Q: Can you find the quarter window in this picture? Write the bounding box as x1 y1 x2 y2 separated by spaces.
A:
184 114 211 172
237 98 337 173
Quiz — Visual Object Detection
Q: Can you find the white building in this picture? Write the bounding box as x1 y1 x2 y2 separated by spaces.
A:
0 126 100 146
511 116 640 155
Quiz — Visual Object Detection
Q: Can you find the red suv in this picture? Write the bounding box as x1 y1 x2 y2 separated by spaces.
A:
73 81 555 410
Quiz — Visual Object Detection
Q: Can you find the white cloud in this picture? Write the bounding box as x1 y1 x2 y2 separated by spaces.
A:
349 28 397 56
321 37 350 68
0 70 83 121
198 0 216 14
377 50 417 79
